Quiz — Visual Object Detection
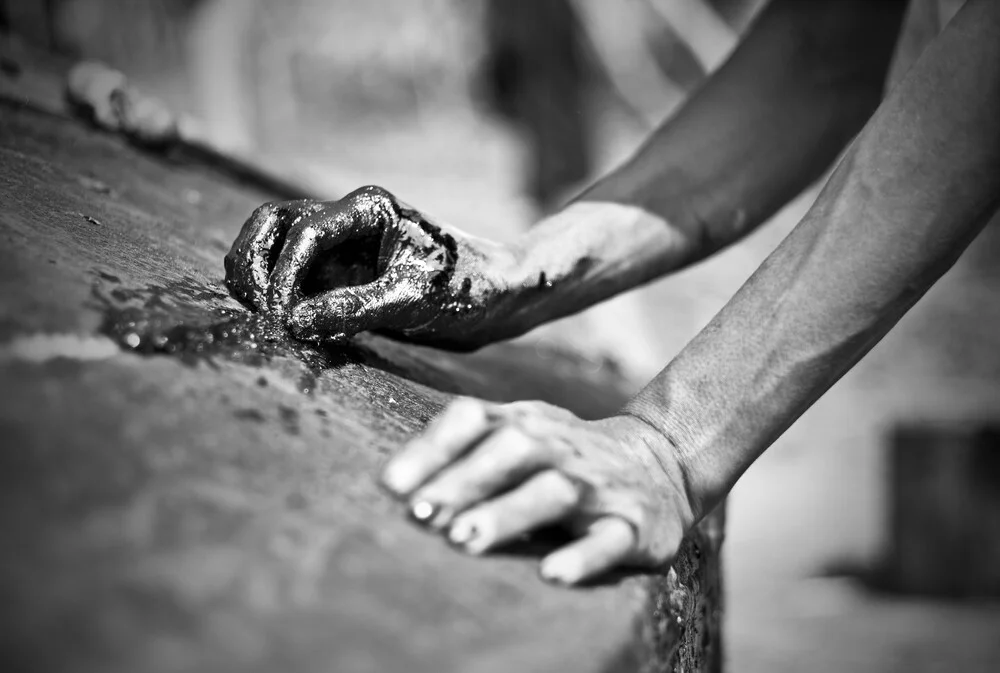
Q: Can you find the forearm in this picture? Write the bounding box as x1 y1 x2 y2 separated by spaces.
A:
505 0 905 329
625 0 1000 520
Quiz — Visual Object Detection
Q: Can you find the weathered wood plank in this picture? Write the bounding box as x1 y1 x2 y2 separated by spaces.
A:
0 51 724 673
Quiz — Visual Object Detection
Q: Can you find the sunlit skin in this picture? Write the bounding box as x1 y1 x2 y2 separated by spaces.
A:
226 0 1000 585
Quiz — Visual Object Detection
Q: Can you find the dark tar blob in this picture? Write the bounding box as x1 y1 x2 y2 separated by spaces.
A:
93 273 363 383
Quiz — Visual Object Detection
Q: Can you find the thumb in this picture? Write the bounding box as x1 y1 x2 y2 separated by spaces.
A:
288 275 419 343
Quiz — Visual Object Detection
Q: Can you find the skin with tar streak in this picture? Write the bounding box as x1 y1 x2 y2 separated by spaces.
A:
227 0 1000 586
225 185 574 350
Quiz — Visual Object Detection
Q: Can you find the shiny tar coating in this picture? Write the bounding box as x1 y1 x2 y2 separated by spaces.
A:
223 185 530 350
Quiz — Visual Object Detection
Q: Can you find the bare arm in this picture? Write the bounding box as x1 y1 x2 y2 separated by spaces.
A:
224 0 907 350
625 0 1000 521
504 0 907 330
380 0 1000 587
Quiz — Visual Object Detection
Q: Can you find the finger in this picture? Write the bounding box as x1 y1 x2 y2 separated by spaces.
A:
287 265 432 342
539 517 636 586
447 470 580 555
267 187 395 315
410 425 557 529
381 398 495 499
224 200 323 309
266 212 348 315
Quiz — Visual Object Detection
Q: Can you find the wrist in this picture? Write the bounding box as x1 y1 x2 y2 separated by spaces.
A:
598 412 698 531
619 396 714 524
506 202 689 325
493 207 596 334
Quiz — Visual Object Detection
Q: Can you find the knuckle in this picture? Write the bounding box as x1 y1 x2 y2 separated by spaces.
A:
498 402 529 423
491 425 533 456
448 396 489 419
248 200 281 224
505 400 574 426
502 400 539 415
343 185 397 223
250 199 316 231
354 184 392 200
541 471 582 508
284 216 315 242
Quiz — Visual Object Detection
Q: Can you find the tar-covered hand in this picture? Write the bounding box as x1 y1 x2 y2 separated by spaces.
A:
380 398 695 586
224 185 525 349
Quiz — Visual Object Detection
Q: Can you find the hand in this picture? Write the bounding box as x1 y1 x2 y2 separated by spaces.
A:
380 398 695 586
224 186 525 349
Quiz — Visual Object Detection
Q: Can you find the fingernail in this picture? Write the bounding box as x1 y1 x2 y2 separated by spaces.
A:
380 463 411 497
380 445 427 496
539 553 578 586
539 563 565 585
409 500 439 526
448 517 479 548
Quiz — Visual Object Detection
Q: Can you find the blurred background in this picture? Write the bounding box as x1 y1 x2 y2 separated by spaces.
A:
3 1 999 671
